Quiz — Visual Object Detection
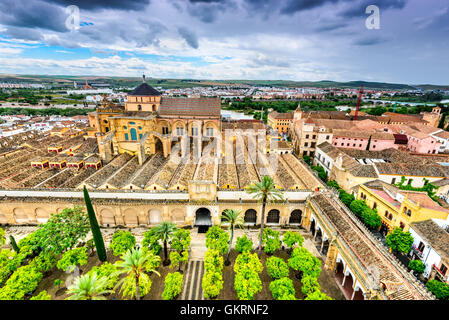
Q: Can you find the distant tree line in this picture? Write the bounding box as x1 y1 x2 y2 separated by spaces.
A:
0 107 95 116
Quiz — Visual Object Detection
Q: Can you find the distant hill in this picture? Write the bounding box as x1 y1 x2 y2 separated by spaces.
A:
0 74 446 91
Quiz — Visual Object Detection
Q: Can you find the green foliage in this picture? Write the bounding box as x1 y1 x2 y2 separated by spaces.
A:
385 228 414 254
204 249 223 273
0 227 5 246
245 175 284 254
9 235 20 253
171 229 191 253
30 290 51 300
302 155 312 165
202 271 223 299
86 238 95 253
57 247 88 272
301 274 320 296
350 200 367 217
395 176 439 202
0 264 43 300
426 279 449 300
29 251 58 273
170 251 189 271
35 206 90 254
235 234 253 253
162 272 183 300
311 165 328 182
0 107 94 116
109 230 136 257
66 273 112 300
266 256 289 279
54 279 62 287
361 207 382 229
234 268 262 300
261 228 281 254
203 249 224 299
269 277 296 300
326 180 340 189
0 249 24 285
282 231 304 250
304 290 333 300
339 189 355 207
234 251 263 274
88 262 119 290
141 228 162 254
288 247 322 278
84 187 107 262
408 260 425 274
153 222 177 264
205 226 229 255
114 248 159 300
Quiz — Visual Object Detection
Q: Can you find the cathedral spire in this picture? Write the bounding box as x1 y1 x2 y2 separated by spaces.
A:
142 73 146 82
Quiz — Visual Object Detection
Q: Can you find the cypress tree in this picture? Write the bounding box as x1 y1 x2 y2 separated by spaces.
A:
83 186 107 262
10 235 19 253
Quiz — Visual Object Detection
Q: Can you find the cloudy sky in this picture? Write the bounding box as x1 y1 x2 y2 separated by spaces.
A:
0 0 448 84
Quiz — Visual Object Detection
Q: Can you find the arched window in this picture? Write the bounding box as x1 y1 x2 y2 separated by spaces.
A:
244 209 257 223
407 209 412 216
162 126 169 135
130 128 137 141
289 210 302 224
138 105 142 111
267 209 280 224
176 127 184 136
125 133 129 140
206 127 214 136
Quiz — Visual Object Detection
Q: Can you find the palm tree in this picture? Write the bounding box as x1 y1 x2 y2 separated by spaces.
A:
222 209 244 266
66 273 112 300
114 248 160 300
153 222 177 266
246 175 284 255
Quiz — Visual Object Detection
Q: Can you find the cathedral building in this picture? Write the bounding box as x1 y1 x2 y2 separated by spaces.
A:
88 76 221 165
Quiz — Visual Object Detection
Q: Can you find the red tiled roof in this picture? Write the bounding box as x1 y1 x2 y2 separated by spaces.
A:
159 97 221 117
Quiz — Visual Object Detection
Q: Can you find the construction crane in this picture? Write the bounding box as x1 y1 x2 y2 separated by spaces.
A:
353 84 364 121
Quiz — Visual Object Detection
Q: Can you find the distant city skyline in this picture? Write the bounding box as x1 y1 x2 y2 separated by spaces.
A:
0 0 448 84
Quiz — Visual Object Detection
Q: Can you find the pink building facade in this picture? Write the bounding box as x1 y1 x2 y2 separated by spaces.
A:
407 135 441 154
332 136 369 150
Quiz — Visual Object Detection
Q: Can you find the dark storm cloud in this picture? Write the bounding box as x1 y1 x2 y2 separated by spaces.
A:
0 0 67 32
340 0 408 18
4 27 44 41
44 0 151 11
178 27 199 49
78 18 167 47
315 21 348 32
353 35 388 46
174 0 235 23
280 0 340 14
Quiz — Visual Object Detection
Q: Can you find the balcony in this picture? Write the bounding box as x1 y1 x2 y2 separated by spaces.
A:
411 245 424 259
432 264 448 282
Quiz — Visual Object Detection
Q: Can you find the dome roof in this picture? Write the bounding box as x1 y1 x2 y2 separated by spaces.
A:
128 82 161 96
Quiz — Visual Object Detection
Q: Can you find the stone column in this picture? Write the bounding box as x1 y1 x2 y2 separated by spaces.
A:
324 242 338 271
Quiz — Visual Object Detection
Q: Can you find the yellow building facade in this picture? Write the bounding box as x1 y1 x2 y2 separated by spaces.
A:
357 181 449 234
